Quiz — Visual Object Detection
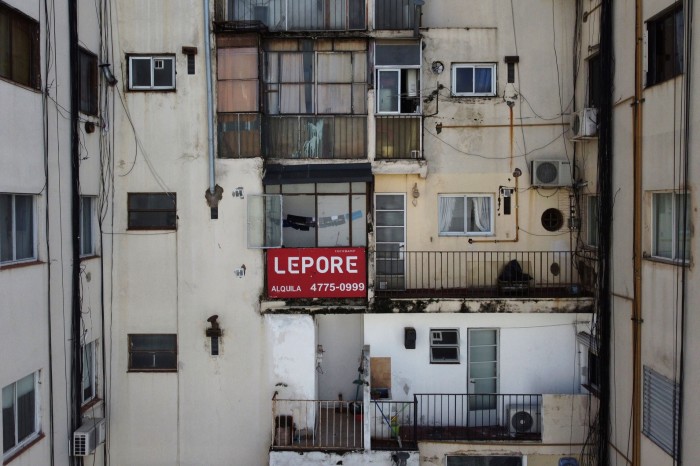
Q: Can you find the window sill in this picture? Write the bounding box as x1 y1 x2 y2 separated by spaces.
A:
81 397 103 413
0 76 42 93
643 254 690 267
0 260 43 271
127 369 178 373
3 432 45 465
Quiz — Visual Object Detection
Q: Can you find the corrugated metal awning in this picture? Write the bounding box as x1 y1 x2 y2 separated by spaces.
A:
262 163 373 185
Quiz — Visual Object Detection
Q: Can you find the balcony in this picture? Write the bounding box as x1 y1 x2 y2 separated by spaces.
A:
217 0 366 32
265 115 367 159
375 116 421 160
374 250 597 299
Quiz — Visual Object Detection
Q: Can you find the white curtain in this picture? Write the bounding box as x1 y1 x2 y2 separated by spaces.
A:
439 197 458 232
472 197 491 232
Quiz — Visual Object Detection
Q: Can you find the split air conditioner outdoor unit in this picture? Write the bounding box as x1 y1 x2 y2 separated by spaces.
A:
571 108 598 138
73 418 106 456
531 160 573 187
508 407 541 436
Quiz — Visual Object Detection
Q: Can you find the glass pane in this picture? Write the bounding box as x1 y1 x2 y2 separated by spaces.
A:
654 193 673 258
0 194 13 262
431 347 458 362
131 334 176 351
11 20 31 85
470 346 497 362
281 184 314 194
282 194 315 247
377 70 399 112
82 343 93 401
129 193 175 210
217 80 258 112
318 84 352 113
153 58 174 87
2 382 15 451
470 329 497 346
436 330 458 344
317 183 350 194
469 362 497 378
14 195 33 260
474 67 493 93
317 53 352 83
128 212 176 229
678 194 691 260
351 194 367 246
455 67 474 94
130 57 152 87
16 373 35 442
440 196 465 233
473 378 496 394
81 197 93 255
376 259 404 274
318 195 350 247
376 211 404 227
217 47 258 80
351 182 366 193
376 194 404 210
376 226 404 242
0 14 10 80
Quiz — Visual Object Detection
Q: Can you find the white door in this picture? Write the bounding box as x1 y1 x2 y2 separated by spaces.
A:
468 329 499 426
375 194 405 290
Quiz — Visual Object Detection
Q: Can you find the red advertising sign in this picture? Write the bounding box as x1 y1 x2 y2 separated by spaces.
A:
267 247 367 298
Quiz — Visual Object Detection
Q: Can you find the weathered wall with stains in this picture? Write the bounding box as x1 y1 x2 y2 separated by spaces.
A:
270 450 420 466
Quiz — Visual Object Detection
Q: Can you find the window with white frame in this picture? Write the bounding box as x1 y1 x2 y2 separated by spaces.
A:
81 341 97 405
2 372 39 459
0 194 35 264
438 195 494 236
80 196 95 256
652 192 690 261
452 64 497 96
430 329 459 363
374 42 421 114
128 55 175 90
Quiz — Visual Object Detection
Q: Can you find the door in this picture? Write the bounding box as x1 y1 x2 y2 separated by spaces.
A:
468 329 499 427
375 194 405 290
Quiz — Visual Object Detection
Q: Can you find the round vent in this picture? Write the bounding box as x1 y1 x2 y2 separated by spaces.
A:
511 410 534 433
536 161 559 184
541 208 564 232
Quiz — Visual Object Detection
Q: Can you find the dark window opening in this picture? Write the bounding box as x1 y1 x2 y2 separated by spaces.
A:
127 193 177 230
79 48 98 115
128 334 177 371
647 5 683 86
0 2 40 89
587 53 601 108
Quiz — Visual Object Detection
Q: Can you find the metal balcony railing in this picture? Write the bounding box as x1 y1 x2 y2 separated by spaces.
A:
271 399 364 450
370 400 417 450
218 0 366 31
374 250 596 298
264 115 367 159
375 115 421 160
412 393 543 441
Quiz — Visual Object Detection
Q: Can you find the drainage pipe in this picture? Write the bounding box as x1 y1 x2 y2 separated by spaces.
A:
204 0 215 194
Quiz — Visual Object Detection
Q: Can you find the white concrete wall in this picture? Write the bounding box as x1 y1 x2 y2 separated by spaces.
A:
365 313 589 399
317 314 364 401
270 450 419 466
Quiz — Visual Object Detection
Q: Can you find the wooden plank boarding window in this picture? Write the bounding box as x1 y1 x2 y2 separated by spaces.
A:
127 193 176 230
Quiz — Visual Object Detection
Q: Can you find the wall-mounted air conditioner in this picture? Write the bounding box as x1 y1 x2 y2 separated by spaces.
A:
571 108 598 138
531 160 573 187
73 418 106 456
508 407 541 436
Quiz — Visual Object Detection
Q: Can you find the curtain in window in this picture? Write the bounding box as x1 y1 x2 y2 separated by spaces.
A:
15 374 34 443
472 197 490 232
439 197 458 232
654 193 673 257
474 67 492 94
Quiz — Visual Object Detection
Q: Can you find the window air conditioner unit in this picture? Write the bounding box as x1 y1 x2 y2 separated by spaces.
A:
571 108 598 138
531 160 573 187
508 407 541 436
73 418 106 456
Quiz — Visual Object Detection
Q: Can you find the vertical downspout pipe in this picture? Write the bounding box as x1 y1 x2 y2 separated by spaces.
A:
632 0 644 462
68 0 83 463
204 0 216 194
597 0 614 464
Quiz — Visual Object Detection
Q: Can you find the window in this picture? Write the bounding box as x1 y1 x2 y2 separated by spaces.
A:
79 48 98 115
452 64 496 96
652 192 690 261
128 55 175 90
2 372 39 459
127 193 176 230
80 196 95 256
262 182 368 248
430 329 459 363
81 341 97 405
587 54 601 108
218 47 258 113
374 42 421 114
646 4 683 86
643 366 679 459
438 195 494 236
128 334 177 371
0 3 40 89
585 195 599 247
446 456 522 466
0 194 35 264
